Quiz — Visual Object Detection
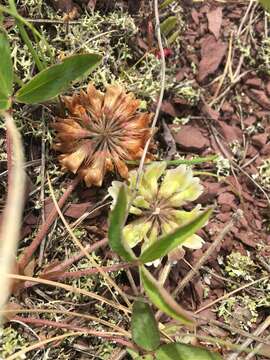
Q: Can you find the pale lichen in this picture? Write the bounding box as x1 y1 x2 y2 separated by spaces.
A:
0 326 28 358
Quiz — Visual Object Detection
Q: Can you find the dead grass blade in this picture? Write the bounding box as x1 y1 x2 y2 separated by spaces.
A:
0 112 25 323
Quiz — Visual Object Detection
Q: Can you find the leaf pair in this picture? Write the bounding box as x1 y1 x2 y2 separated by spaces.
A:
108 185 211 264
108 185 211 325
131 300 223 359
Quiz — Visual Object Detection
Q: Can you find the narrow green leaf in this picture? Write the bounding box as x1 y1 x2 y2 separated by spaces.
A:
131 300 160 351
140 266 194 325
260 0 270 12
156 343 223 360
167 30 180 45
0 98 10 111
160 16 177 36
108 185 137 262
127 349 154 360
15 53 102 104
140 209 212 264
159 0 175 10
0 31 13 110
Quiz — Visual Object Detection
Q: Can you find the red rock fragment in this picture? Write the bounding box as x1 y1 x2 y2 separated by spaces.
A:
172 125 209 153
218 121 242 142
64 202 91 219
198 35 227 82
261 143 270 155
246 89 270 110
266 81 270 96
252 133 268 149
221 102 234 113
191 9 200 24
218 192 235 207
245 77 263 88
161 100 179 117
207 7 222 40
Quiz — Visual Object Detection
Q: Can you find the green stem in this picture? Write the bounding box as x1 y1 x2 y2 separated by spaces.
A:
1 4 53 65
8 0 44 71
126 155 218 166
193 171 220 178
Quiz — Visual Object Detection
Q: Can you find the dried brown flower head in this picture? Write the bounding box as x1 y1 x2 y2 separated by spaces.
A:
53 84 153 186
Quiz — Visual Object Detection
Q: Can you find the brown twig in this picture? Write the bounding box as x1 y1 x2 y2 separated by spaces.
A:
42 238 108 275
23 262 135 288
228 315 270 360
173 210 242 296
11 315 135 349
17 175 81 272
193 314 270 346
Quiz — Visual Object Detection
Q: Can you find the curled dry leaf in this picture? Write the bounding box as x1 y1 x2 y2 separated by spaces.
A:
53 83 153 187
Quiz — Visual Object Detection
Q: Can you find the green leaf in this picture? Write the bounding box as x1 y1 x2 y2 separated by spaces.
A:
159 0 175 10
15 53 102 104
260 0 270 11
127 349 154 360
140 209 212 263
160 16 177 36
140 266 194 325
131 300 160 351
168 30 180 45
108 185 137 262
156 343 223 360
0 31 13 110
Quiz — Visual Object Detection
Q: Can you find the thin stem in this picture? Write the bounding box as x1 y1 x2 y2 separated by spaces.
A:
17 176 80 272
47 176 131 308
11 315 135 349
1 308 130 336
228 316 270 360
0 5 53 62
174 211 242 296
126 155 218 166
22 262 135 288
135 0 166 189
8 0 44 71
7 273 131 314
42 238 108 275
6 332 81 360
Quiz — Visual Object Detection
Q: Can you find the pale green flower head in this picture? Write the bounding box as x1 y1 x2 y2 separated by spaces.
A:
108 162 204 258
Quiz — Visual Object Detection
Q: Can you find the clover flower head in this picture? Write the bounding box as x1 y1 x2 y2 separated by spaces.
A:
53 83 152 187
108 162 205 260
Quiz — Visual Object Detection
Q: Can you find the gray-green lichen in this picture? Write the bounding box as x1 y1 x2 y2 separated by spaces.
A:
0 326 28 359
